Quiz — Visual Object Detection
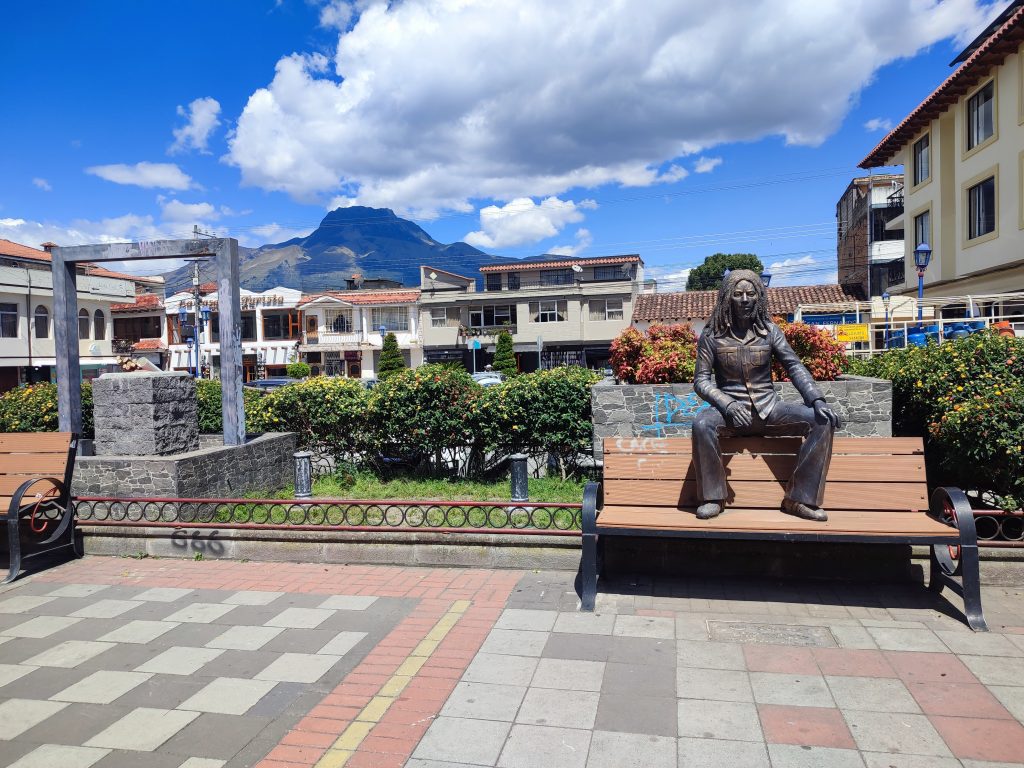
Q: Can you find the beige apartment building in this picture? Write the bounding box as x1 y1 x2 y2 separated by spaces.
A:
860 2 1024 298
418 255 645 372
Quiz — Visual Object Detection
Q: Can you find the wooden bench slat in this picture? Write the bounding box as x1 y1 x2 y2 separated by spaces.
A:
0 456 74 475
602 479 928 511
0 433 72 454
597 506 954 537
0 476 65 496
603 436 924 456
603 453 926 483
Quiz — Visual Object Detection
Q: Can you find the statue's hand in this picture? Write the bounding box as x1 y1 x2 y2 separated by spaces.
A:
813 399 841 428
726 401 753 429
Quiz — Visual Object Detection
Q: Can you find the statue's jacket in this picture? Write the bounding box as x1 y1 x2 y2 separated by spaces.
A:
693 322 824 419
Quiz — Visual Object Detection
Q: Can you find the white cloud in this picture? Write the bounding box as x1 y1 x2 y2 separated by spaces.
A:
32 178 52 192
647 266 692 291
694 157 722 174
160 199 219 225
249 223 315 244
86 162 193 190
170 97 222 154
0 213 167 251
464 197 595 249
227 0 998 214
864 117 893 132
319 0 354 30
548 228 593 257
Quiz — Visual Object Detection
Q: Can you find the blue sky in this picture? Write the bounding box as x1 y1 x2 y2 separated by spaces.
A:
0 1 1003 288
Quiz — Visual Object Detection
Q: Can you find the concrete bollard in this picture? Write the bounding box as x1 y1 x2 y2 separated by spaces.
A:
510 453 529 503
294 451 313 499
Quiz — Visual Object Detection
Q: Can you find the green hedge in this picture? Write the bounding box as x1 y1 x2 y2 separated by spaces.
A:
851 331 1024 511
0 382 94 438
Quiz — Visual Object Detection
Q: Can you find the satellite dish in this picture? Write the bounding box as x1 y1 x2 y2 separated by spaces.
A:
428 271 438 280
571 264 583 273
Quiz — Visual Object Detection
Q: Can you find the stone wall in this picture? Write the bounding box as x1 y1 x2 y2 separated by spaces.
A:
72 432 297 498
92 372 199 456
591 375 892 460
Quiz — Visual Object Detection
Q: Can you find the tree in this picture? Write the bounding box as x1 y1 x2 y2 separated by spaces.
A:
286 361 311 379
685 253 764 291
492 330 518 377
377 332 405 379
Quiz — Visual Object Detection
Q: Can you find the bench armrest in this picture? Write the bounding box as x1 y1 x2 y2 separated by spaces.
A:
582 481 601 535
8 477 65 518
928 486 977 537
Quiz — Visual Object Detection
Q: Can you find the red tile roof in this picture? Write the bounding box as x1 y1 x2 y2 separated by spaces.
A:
0 239 164 285
199 282 217 294
860 5 1024 167
479 255 641 272
0 238 49 262
633 285 862 322
299 289 421 306
132 338 166 351
111 294 165 313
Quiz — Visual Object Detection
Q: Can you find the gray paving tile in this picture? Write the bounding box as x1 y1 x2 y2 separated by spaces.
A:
254 652 340 683
826 675 920 713
991 685 1024 721
767 744 865 767
532 658 605 691
844 710 953 757
495 608 558 632
0 663 34 689
677 667 753 702
413 716 511 765
177 760 227 768
862 755 961 768
607 636 676 666
935 630 1023 656
113 675 209 710
317 630 367 656
204 625 284 652
678 737 769 768
23 640 115 668
0 698 68 739
594 693 677 737
406 761 491 768
553 612 616 635
163 603 236 624
2 616 83 638
601 661 676 697
677 698 763 741
76 641 166 673
263 607 333 629
85 707 200 752
70 600 143 619
441 681 527 721
45 585 110 598
0 596 55 614
613 615 675 639
51 671 153 704
866 627 948 653
749 672 834 707
586 730 676 768
480 628 549 657
222 590 283 606
135 647 224 676
155 712 273 761
155 622 229 649
831 624 880 649
542 632 613 661
676 638 746 669
91 751 185 768
0 665 95 700
517 687 599 729
177 678 278 715
317 595 378 610
134 588 195 602
244 681 310 719
463 653 539 687
675 615 710 640
962 655 1024 686
498 723 591 768
98 620 180 645
8 744 110 768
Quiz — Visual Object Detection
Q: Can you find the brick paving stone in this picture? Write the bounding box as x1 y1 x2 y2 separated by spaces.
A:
757 704 855 749
678 698 763 741
677 737 770 767
498 723 591 768
908 680 1015 719
929 715 1024 763
811 648 897 678
743 645 818 675
885 651 978 683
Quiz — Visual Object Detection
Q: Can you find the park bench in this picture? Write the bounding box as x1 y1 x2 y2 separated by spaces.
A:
1 432 81 583
580 435 988 631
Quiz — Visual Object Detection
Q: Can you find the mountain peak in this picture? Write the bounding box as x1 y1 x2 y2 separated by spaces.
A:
319 206 398 226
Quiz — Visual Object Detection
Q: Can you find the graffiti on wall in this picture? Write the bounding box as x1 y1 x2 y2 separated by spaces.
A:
640 391 710 438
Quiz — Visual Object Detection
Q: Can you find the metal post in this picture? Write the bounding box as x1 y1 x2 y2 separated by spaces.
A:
509 453 528 503
917 270 925 323
294 451 313 499
51 251 82 435
216 239 246 446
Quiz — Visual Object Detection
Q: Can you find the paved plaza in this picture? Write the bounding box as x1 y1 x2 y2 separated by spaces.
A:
0 557 1022 767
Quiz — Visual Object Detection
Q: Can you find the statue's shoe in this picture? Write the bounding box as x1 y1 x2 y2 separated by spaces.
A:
781 498 828 522
696 502 723 520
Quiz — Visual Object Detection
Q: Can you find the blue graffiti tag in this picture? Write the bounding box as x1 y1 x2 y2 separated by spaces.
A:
641 392 710 437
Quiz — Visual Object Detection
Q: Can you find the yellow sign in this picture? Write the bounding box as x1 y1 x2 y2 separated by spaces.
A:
835 323 869 343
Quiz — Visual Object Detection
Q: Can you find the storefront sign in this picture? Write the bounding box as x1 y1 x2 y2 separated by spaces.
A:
835 323 869 343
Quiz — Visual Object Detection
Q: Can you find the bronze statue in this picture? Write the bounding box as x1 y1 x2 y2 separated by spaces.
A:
692 270 840 521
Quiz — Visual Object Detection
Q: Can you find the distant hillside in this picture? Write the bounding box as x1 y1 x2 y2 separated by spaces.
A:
165 207 512 292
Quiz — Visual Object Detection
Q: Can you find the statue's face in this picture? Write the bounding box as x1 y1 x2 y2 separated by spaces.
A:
730 279 757 319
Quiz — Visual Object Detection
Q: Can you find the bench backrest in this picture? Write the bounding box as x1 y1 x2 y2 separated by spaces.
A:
0 433 77 509
602 436 927 513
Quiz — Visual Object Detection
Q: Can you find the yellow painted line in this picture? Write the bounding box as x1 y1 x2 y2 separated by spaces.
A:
313 600 471 768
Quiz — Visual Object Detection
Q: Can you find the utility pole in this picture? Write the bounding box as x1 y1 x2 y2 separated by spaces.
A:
191 259 202 379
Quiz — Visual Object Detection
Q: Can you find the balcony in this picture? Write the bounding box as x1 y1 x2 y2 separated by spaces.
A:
887 186 905 209
111 338 134 354
305 330 364 346
483 276 630 292
463 325 518 337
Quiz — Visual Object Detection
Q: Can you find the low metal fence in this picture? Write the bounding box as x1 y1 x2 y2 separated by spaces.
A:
73 496 583 535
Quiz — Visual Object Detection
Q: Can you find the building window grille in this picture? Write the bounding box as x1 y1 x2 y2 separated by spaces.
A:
530 300 567 323
93 310 106 341
589 298 623 321
539 269 573 286
325 309 354 334
371 307 409 332
485 273 502 291
0 303 18 338
430 307 460 327
34 305 48 339
78 309 90 340
968 176 996 239
469 305 516 327
507 273 521 290
593 265 625 280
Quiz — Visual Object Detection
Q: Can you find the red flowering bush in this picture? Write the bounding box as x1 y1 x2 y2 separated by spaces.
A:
771 320 847 382
609 323 698 383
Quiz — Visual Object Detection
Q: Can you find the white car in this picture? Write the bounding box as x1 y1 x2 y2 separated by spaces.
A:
471 372 505 387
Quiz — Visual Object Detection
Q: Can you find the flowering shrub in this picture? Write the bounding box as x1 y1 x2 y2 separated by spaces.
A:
609 323 698 383
0 382 94 438
855 331 1024 511
771 320 847 382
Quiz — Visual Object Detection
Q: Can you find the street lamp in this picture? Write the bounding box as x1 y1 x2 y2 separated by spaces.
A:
185 336 195 378
914 242 932 323
760 272 772 287
882 291 891 349
379 325 387 343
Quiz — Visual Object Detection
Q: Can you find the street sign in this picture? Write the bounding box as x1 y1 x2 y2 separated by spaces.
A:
835 324 869 343
470 339 481 350
536 335 543 352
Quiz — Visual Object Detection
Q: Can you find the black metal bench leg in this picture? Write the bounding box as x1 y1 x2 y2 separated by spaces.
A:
928 546 944 593
580 481 601 612
931 487 989 632
4 514 22 584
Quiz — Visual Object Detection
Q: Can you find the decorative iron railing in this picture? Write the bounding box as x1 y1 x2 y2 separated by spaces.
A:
73 496 582 534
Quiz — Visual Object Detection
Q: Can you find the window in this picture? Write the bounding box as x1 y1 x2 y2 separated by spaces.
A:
968 176 996 239
34 305 48 339
78 309 89 340
325 309 354 334
430 307 460 327
967 81 995 150
93 310 106 341
539 269 573 286
485 273 502 291
468 305 516 327
912 134 930 186
371 307 409 332
0 303 17 338
589 298 624 321
530 300 567 323
914 210 931 249
241 311 257 342
507 273 520 290
594 265 625 280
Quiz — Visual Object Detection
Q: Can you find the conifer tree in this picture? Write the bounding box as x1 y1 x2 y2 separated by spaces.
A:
377 332 405 379
492 330 518 377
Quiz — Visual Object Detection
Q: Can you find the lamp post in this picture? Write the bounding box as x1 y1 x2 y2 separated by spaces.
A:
914 242 932 323
379 325 387 344
185 336 195 378
760 272 772 287
882 291 891 349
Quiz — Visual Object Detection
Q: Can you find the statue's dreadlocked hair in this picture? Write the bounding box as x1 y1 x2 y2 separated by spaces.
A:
706 269 772 337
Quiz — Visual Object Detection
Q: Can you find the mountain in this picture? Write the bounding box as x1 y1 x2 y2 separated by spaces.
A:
165 207 512 293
